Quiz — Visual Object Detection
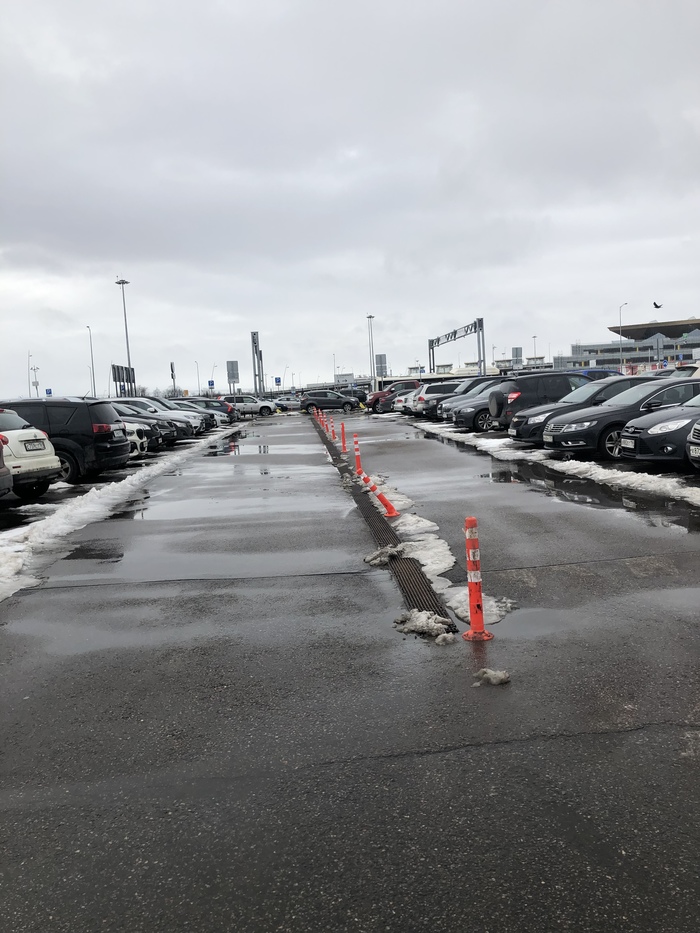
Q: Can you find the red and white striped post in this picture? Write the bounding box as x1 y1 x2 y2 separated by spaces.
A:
462 516 493 641
340 422 348 454
360 472 400 517
329 416 337 441
353 433 363 475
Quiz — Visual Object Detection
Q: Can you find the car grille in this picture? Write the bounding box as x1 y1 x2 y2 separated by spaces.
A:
691 424 700 442
546 423 566 435
623 425 643 435
511 415 526 426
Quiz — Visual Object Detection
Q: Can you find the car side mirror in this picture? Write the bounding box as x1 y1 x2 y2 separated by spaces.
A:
148 407 158 412
644 399 663 410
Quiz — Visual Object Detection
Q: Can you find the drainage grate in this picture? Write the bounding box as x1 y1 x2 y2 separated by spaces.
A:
312 419 451 618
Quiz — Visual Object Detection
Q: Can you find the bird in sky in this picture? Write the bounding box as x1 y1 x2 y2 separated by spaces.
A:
654 302 663 309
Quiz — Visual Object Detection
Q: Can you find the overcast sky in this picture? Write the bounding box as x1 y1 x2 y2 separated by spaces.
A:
2 0 699 396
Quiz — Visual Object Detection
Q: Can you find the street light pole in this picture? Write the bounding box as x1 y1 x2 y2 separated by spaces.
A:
27 351 32 397
195 361 201 395
367 315 375 389
619 303 628 371
115 278 132 393
87 326 96 396
533 335 538 357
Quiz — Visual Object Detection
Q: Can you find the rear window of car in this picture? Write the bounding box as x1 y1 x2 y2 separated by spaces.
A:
6 403 46 426
89 402 121 424
0 410 31 430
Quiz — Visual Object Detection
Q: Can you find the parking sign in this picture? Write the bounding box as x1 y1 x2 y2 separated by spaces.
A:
208 379 215 387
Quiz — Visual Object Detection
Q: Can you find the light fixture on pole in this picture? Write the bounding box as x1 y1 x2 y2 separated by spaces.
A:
30 365 40 397
115 278 132 393
532 335 538 357
87 326 96 396
618 303 628 371
194 361 201 395
27 351 32 397
366 315 375 388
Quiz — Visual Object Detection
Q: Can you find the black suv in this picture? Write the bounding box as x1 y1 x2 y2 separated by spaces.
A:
0 398 130 483
299 390 360 413
488 372 592 429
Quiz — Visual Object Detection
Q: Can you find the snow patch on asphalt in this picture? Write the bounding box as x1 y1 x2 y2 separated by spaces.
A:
394 609 455 639
446 588 519 625
0 430 233 604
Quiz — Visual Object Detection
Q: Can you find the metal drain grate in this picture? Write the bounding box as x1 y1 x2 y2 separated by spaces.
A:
312 419 451 618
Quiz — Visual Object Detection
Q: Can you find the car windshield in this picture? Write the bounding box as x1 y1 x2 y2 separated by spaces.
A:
601 382 675 407
461 379 502 399
0 410 31 430
150 398 180 410
681 394 700 409
560 382 610 404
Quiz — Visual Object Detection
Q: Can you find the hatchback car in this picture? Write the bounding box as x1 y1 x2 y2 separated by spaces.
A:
489 372 592 429
412 382 464 417
508 375 658 445
544 378 700 459
173 397 238 423
367 380 421 413
438 377 508 422
220 395 277 417
0 398 130 483
122 398 200 436
619 393 700 466
0 407 62 499
298 391 360 413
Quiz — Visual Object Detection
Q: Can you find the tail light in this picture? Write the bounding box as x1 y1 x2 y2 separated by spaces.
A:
225 404 233 412
0 434 8 446
507 391 521 404
417 396 425 402
92 423 116 434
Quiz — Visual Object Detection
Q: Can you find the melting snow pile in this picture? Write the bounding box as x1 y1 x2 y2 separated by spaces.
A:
394 609 455 642
364 544 406 566
0 431 231 604
446 589 519 624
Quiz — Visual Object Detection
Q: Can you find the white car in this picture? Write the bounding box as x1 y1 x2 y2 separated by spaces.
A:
123 420 149 459
0 407 62 500
220 395 277 417
274 395 301 410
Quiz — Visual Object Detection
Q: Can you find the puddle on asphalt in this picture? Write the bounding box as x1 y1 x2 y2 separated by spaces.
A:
478 461 700 534
64 541 125 563
109 494 150 520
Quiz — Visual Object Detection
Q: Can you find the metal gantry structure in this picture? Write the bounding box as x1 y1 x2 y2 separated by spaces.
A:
251 331 265 395
427 319 486 374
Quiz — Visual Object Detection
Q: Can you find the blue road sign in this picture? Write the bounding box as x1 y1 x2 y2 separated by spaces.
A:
45 388 52 396
275 377 281 385
662 359 668 368
208 379 215 387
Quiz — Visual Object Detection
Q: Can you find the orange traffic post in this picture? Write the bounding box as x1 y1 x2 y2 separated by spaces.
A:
353 433 363 475
340 422 348 454
361 473 400 518
329 416 337 441
462 516 493 641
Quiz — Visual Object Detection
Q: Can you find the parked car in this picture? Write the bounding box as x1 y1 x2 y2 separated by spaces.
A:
412 382 464 417
543 378 700 460
0 443 11 499
0 407 62 499
652 363 700 378
451 385 501 432
686 419 700 469
298 390 360 413
274 395 301 411
167 400 217 430
437 377 508 421
508 375 659 445
396 388 422 414
123 421 149 460
142 397 209 433
339 387 368 404
111 402 174 448
367 380 421 413
220 395 277 417
173 397 238 423
619 393 700 466
121 398 200 436
375 391 401 413
489 372 592 429
0 398 130 483
565 368 621 381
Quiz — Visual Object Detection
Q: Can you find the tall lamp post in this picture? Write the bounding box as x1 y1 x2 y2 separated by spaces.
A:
367 315 376 389
194 361 201 395
618 303 628 371
532 335 538 357
87 326 96 396
115 278 132 392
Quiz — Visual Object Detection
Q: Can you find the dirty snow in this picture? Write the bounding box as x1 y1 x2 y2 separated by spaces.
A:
0 430 233 604
473 668 511 687
394 609 454 638
446 588 519 625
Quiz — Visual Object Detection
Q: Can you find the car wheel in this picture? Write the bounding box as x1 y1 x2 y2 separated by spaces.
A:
13 480 51 501
371 401 381 413
259 406 272 416
473 410 494 433
342 403 353 413
489 391 506 418
57 451 81 483
599 425 624 460
304 404 316 414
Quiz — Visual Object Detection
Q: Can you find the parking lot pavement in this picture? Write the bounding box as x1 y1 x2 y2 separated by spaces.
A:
2 413 700 932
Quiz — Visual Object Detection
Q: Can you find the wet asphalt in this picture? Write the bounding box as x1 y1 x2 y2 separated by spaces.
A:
2 414 700 932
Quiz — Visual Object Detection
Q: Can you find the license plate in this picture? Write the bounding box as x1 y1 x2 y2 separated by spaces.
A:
113 429 124 438
690 445 700 458
508 427 517 436
620 438 635 449
24 440 45 451
543 434 553 443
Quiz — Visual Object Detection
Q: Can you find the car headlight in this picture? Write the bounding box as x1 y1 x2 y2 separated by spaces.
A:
561 421 597 432
527 412 553 425
647 418 692 435
460 407 475 413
